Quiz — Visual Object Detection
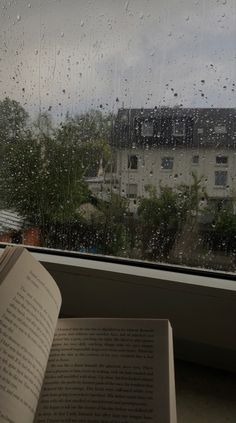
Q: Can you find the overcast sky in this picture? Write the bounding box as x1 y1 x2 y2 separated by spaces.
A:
0 0 235 121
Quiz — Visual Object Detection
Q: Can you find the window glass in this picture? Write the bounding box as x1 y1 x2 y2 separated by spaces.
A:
141 121 154 137
214 125 227 134
128 155 138 170
173 119 185 136
0 0 236 271
216 155 228 164
215 171 228 187
126 183 138 198
161 157 174 170
192 155 199 165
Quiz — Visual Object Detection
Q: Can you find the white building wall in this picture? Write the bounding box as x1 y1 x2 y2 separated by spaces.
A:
113 147 236 213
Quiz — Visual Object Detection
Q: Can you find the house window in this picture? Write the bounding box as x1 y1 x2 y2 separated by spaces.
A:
214 125 227 134
192 155 199 165
126 183 137 198
173 119 185 136
215 171 228 187
216 156 228 165
141 121 154 137
128 155 138 170
161 157 174 170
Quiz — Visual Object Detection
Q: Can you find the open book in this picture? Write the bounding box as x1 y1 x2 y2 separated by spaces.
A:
0 246 177 423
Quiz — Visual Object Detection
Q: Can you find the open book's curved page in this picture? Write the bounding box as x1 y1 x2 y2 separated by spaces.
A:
0 247 62 423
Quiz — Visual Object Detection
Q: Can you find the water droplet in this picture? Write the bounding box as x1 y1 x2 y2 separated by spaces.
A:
35 49 38 55
61 32 64 37
168 31 172 37
28 3 31 7
17 15 21 22
80 20 84 27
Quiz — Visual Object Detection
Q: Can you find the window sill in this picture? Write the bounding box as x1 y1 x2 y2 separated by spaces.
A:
37 249 236 372
1 245 236 371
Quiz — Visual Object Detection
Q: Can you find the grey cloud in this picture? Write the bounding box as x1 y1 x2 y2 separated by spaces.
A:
0 0 235 119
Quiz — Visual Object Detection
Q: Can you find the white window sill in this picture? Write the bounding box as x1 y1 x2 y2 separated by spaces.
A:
1 245 236 371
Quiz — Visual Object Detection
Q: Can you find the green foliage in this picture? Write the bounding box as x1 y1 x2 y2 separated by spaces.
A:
209 204 236 252
138 187 187 260
0 101 114 247
95 193 128 255
0 134 89 239
178 171 207 219
33 112 55 139
0 97 28 143
56 110 112 176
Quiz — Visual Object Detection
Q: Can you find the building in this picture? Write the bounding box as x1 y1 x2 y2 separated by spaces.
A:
92 107 236 214
0 209 41 246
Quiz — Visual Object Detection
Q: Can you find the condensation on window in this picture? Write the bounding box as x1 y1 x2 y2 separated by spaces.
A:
0 0 236 271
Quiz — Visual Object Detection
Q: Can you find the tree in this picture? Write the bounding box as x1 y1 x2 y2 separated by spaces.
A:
0 101 114 248
62 109 113 142
0 132 90 244
168 172 209 263
95 193 128 255
209 203 236 253
33 111 54 139
138 186 186 260
178 171 207 223
56 110 113 176
0 97 28 143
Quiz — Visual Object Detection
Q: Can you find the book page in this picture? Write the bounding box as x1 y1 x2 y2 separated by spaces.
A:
0 248 62 423
35 318 172 423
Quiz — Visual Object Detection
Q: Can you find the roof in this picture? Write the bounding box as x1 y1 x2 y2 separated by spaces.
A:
114 107 236 148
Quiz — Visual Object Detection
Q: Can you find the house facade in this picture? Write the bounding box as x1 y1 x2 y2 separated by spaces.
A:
95 107 236 214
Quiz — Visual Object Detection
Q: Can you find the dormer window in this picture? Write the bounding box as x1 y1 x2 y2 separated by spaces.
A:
141 120 154 137
173 119 185 136
197 128 204 134
214 125 227 134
